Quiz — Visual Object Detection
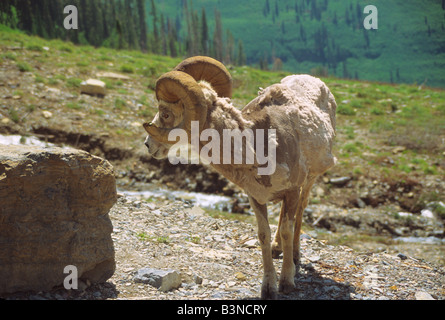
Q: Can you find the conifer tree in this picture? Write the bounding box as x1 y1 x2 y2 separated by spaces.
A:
160 14 168 55
137 0 148 52
150 0 159 53
236 39 246 66
213 9 223 61
167 17 178 57
16 0 33 33
201 8 209 55
225 30 234 64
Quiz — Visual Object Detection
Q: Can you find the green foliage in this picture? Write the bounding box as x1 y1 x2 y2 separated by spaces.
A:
66 78 82 88
8 107 19 123
25 44 43 51
136 230 177 244
66 102 83 110
2 52 16 60
34 75 45 83
120 65 134 74
16 61 32 72
337 105 356 116
114 98 126 110
370 107 384 115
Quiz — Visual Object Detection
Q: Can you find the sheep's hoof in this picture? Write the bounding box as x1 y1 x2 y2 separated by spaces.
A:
271 242 282 259
278 280 296 294
261 284 278 300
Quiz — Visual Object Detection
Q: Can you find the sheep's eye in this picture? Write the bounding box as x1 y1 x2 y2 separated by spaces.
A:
162 113 170 119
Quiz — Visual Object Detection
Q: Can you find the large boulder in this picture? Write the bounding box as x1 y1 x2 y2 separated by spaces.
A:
0 144 117 294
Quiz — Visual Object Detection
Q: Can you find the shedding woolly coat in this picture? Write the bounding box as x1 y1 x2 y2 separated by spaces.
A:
201 74 337 205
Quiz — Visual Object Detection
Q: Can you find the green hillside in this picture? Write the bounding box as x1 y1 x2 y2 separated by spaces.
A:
1 24 444 211
1 0 444 87
155 0 445 88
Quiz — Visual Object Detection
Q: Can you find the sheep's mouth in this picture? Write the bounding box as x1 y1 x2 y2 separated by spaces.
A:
149 147 169 160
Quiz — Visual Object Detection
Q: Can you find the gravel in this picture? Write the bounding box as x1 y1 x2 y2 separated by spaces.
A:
2 194 444 300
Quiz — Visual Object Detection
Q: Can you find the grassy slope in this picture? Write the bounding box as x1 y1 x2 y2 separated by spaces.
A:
155 0 445 88
1 26 444 208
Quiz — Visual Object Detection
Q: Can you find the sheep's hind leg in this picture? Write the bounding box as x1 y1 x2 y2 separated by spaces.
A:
248 196 277 300
293 177 316 266
278 193 298 294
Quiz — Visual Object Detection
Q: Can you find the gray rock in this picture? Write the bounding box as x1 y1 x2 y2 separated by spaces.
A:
415 291 435 300
420 209 434 219
356 197 366 208
134 268 181 292
0 145 116 294
397 253 408 260
80 79 106 97
193 273 203 285
329 176 351 187
426 201 445 219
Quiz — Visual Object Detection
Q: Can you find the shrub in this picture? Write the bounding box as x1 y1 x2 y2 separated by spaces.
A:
337 105 356 116
2 52 16 60
120 65 134 73
8 108 19 123
66 102 83 110
114 98 126 110
66 77 82 88
370 107 384 115
25 44 43 51
16 61 32 72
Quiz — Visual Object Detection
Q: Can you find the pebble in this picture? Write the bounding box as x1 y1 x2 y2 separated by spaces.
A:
420 209 434 219
133 268 181 292
415 291 435 300
235 272 247 281
397 253 408 260
193 274 203 285
329 177 351 187
307 255 321 262
242 239 258 248
42 110 52 119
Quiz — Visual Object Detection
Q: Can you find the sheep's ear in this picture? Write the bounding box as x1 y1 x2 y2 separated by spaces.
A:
174 56 232 99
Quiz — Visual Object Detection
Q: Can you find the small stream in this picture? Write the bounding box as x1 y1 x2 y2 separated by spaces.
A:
394 236 445 245
0 134 56 148
119 188 234 212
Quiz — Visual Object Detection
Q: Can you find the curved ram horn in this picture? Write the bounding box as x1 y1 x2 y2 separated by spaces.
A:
144 71 207 144
174 56 232 99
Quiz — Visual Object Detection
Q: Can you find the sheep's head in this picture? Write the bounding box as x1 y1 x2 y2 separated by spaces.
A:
143 56 232 159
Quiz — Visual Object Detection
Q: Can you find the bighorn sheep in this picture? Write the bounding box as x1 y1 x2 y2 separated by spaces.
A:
143 56 337 299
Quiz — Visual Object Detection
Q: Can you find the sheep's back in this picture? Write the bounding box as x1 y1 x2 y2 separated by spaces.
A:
243 74 337 181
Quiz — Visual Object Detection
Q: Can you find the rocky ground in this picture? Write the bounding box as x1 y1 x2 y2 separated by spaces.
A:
2 193 444 301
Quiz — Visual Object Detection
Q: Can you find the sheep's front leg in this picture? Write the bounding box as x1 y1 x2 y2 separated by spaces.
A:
278 193 298 294
248 196 277 300
271 208 283 259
